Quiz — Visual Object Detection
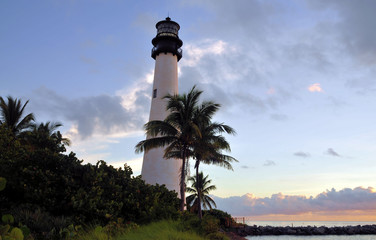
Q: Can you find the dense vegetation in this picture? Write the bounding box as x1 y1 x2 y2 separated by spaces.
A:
0 93 237 240
76 210 235 240
0 97 179 239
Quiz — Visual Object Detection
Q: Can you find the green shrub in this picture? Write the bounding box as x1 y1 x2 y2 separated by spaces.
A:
0 177 6 191
10 205 72 239
114 220 205 240
203 209 235 228
2 214 14 224
206 232 229 240
178 211 201 232
0 221 33 240
201 215 220 234
1 122 180 239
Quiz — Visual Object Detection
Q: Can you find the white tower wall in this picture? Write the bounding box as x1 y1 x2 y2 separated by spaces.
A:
141 53 182 194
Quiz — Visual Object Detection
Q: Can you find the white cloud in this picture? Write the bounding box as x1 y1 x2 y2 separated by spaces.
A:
182 39 231 68
110 157 143 174
30 70 153 140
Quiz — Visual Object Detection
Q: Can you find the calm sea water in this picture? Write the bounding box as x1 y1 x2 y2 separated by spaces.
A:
247 236 376 240
242 221 376 240
244 221 376 228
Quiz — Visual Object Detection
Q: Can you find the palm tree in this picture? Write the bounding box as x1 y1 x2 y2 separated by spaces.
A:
23 121 70 152
0 96 35 135
135 86 219 211
191 120 237 219
186 172 217 212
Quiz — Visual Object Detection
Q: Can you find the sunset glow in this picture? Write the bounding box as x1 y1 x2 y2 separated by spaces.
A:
241 210 376 222
2 0 376 221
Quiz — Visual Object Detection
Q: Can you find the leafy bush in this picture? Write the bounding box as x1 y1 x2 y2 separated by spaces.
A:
113 220 206 240
205 232 229 240
179 211 228 239
178 211 202 233
0 177 33 240
0 124 180 239
10 205 72 239
201 215 220 234
203 209 235 228
0 177 6 191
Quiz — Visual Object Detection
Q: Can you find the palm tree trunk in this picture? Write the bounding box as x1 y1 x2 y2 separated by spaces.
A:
196 161 202 220
180 149 187 211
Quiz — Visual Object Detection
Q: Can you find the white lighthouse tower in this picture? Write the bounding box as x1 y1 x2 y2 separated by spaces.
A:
141 17 183 194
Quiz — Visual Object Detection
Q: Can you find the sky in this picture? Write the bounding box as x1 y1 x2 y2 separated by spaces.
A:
1 0 376 221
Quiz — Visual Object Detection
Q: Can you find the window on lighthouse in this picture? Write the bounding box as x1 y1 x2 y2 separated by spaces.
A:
153 89 157 98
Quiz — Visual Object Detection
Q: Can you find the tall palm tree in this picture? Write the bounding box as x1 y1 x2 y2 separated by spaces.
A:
135 86 218 211
192 119 237 219
0 96 35 135
186 172 217 212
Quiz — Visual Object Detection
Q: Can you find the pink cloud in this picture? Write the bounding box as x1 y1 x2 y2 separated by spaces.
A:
308 83 323 92
213 187 376 217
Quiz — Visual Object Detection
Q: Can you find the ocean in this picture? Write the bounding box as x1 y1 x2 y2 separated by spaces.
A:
242 221 376 240
246 236 376 240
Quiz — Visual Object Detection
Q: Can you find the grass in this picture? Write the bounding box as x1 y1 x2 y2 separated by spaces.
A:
76 220 207 240
115 220 206 240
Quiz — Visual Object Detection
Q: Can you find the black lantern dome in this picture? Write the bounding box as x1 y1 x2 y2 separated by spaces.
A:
151 17 183 61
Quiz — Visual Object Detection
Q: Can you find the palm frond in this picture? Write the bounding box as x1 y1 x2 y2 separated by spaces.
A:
185 172 217 210
203 195 217 209
135 136 177 153
0 96 35 135
144 120 178 137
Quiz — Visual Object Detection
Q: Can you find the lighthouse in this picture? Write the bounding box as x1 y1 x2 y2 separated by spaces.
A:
141 17 183 194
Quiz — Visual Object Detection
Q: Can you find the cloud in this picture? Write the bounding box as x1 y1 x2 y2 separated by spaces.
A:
308 0 376 65
267 88 276 95
305 0 376 93
308 83 323 92
110 157 143 173
294 152 311 158
29 76 151 140
179 39 294 115
179 0 349 116
325 148 341 157
263 160 276 167
270 114 288 121
213 187 376 216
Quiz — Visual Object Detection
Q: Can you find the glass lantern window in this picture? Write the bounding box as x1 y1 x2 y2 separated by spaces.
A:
157 23 178 36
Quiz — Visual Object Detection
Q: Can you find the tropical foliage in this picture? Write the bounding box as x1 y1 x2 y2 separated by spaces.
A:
0 96 35 135
136 86 210 211
0 97 180 239
136 86 237 216
186 172 217 212
191 117 237 219
1 90 238 239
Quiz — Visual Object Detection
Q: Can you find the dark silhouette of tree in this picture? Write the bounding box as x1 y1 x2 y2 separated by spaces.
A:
23 121 71 153
0 96 35 135
186 172 217 212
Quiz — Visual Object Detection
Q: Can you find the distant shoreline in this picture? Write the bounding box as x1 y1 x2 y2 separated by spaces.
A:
238 220 376 228
231 224 376 236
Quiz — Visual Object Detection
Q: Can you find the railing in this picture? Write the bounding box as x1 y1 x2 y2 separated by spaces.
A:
151 47 183 60
233 217 246 225
223 217 246 228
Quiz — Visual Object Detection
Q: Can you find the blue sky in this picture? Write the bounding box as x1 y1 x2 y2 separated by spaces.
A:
2 0 376 219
